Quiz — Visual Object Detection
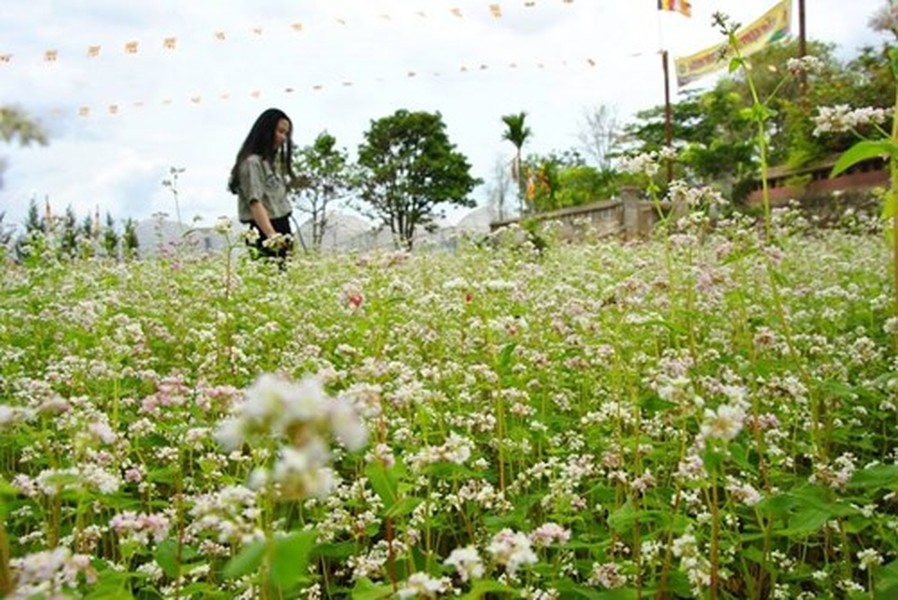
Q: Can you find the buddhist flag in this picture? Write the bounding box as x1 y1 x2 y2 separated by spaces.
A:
658 0 691 17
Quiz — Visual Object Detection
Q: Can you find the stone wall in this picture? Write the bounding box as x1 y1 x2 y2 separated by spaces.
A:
489 187 666 241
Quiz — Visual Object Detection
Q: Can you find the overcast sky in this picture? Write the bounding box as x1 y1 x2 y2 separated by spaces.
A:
0 0 889 230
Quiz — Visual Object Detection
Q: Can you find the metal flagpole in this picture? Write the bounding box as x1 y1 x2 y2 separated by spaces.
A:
662 49 674 183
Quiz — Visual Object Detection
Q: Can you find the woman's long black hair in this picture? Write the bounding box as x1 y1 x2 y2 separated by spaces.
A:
228 108 294 194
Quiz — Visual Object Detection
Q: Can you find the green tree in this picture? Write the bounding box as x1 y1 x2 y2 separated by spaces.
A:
60 205 78 258
0 212 12 249
520 149 617 212
501 112 532 215
123 218 139 259
23 197 44 234
291 131 355 250
0 107 47 146
1 106 48 190
103 213 120 259
356 109 480 249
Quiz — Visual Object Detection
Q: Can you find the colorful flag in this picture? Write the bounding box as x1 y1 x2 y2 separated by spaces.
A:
658 0 691 17
674 0 791 87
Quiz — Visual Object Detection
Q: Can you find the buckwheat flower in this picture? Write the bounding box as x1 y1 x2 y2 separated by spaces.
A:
530 522 571 547
487 528 538 577
272 438 334 498
618 152 660 177
444 546 484 582
81 463 122 494
700 404 745 441
0 404 17 428
884 317 898 336
214 417 245 452
812 104 890 136
10 546 96 597
857 548 883 571
441 432 474 465
837 579 865 594
364 442 396 468
725 476 763 506
214 216 233 235
329 395 368 451
261 232 292 250
631 470 656 495
397 572 451 598
88 419 118 445
588 562 627 589
786 55 823 75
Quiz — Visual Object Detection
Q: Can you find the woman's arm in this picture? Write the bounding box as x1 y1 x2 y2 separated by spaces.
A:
249 200 277 238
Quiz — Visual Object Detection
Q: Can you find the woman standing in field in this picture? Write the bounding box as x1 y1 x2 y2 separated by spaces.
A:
228 107 297 262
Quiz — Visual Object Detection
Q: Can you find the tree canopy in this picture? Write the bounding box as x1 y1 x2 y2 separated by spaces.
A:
356 109 480 248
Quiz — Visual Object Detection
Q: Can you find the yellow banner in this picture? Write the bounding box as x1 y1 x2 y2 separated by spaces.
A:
674 0 791 88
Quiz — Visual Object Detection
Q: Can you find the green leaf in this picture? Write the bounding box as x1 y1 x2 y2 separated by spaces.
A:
848 464 898 491
729 443 755 473
83 569 135 599
728 57 742 73
876 560 898 595
889 47 898 80
365 462 399 511
313 541 357 559
154 539 181 579
459 579 516 599
350 576 394 600
222 539 265 579
639 396 677 413
831 140 895 178
497 342 517 381
384 496 423 519
780 508 829 537
270 530 317 588
607 501 639 534
594 589 640 600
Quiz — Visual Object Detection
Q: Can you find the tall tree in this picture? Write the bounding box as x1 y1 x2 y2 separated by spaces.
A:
60 205 78 258
123 218 139 259
1 106 48 190
501 112 532 215
103 212 120 259
486 155 514 222
291 131 355 250
577 105 620 170
356 109 480 249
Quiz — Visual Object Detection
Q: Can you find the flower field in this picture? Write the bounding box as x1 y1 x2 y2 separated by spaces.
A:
1 210 897 599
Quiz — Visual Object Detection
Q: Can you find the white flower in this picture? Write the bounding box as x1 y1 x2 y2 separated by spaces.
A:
529 522 571 547
444 546 484 582
700 404 745 441
329 396 368 451
0 404 17 428
88 420 118 445
486 528 538 577
857 548 883 571
214 417 245 452
280 376 330 426
397 572 451 598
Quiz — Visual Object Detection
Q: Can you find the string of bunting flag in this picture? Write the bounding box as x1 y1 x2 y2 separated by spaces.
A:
57 53 598 119
0 1 575 67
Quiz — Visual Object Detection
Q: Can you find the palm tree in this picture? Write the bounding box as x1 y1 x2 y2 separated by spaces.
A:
501 112 532 216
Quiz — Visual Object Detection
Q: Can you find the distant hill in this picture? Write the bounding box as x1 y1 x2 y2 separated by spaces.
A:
133 206 498 256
